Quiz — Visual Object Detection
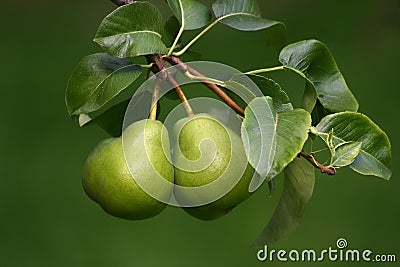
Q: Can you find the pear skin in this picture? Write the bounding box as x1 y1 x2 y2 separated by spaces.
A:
83 119 173 220
173 114 256 220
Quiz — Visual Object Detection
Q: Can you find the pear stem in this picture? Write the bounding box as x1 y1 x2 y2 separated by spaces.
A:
149 78 162 120
145 54 194 117
167 74 194 117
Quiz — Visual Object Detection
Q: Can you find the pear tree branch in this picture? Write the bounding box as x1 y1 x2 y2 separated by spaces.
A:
109 0 335 174
166 56 245 116
298 151 336 175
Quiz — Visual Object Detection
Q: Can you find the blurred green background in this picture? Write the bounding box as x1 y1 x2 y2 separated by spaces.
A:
1 0 399 266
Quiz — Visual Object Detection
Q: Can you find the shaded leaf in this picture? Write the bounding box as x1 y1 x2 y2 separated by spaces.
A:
91 99 130 137
280 39 359 113
252 157 315 246
167 0 211 30
331 141 362 168
164 88 181 101
164 16 181 43
247 75 293 112
66 53 142 116
302 82 317 113
316 112 391 179
311 100 330 125
94 2 167 57
212 0 285 35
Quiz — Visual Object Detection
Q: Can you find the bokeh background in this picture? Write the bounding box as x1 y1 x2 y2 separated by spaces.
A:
1 0 399 266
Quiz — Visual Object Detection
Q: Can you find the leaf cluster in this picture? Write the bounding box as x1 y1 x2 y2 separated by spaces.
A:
66 0 392 245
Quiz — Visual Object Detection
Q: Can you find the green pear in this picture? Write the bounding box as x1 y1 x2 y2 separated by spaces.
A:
83 119 174 220
173 114 256 220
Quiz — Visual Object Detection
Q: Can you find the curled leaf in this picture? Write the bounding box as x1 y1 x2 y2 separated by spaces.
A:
331 141 362 168
280 39 359 113
317 112 391 179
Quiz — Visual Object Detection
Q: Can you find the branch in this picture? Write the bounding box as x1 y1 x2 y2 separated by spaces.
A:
110 0 135 6
145 54 194 117
166 56 245 116
164 57 333 173
108 0 331 174
148 55 330 173
298 150 336 175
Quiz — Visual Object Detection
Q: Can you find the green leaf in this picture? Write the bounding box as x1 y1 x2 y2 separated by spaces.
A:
241 97 276 184
252 157 315 246
279 39 359 113
66 53 142 116
212 0 284 32
241 92 311 187
331 141 362 168
316 112 392 179
167 0 211 30
231 74 310 182
302 83 317 113
265 109 312 180
94 2 167 57
247 75 293 112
